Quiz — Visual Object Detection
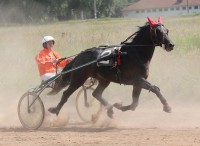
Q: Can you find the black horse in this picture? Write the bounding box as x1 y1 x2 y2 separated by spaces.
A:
48 17 174 118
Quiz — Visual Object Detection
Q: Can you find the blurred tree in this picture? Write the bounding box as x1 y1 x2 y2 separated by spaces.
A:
112 0 138 17
67 0 93 19
0 0 138 24
96 0 114 17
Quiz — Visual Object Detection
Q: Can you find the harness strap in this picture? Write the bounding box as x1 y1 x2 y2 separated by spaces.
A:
117 49 121 65
114 47 122 84
116 67 122 85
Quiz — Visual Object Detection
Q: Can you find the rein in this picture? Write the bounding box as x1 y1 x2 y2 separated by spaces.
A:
150 27 159 46
120 31 138 44
62 25 162 65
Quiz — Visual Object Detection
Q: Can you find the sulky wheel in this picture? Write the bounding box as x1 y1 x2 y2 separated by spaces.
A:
76 87 102 123
18 91 45 130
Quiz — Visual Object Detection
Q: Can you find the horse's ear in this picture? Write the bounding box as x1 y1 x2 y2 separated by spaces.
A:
147 16 158 27
158 16 163 24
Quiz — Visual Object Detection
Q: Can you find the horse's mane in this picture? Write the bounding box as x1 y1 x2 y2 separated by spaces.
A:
123 22 150 44
137 22 150 34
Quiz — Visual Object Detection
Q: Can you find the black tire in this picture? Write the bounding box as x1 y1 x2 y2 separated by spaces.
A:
76 87 102 123
18 92 45 130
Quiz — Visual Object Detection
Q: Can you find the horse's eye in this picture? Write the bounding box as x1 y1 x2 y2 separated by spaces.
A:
156 29 162 35
166 29 169 34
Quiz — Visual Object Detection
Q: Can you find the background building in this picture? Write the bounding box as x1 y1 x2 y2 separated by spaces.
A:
122 0 200 18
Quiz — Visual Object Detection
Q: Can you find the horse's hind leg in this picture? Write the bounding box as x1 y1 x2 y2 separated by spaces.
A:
92 79 114 118
135 77 172 113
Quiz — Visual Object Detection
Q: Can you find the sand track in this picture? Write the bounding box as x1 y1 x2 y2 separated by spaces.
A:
1 126 200 146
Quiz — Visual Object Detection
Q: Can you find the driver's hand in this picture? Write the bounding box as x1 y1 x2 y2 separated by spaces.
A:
52 59 58 64
68 58 73 62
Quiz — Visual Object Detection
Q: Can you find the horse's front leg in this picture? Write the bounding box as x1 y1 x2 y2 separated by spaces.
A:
92 80 114 118
130 86 142 111
113 86 142 112
135 77 172 113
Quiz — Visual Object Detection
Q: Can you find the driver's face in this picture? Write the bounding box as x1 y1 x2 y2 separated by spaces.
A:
46 41 54 49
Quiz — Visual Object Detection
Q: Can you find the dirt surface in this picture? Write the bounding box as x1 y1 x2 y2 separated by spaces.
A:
1 101 200 146
1 127 200 146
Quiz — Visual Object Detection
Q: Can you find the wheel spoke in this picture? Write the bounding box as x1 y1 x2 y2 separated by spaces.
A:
76 87 102 122
18 92 45 130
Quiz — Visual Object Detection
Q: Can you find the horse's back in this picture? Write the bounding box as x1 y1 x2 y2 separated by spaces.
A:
69 47 102 79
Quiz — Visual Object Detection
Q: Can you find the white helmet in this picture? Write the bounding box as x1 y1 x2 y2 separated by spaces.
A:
42 36 55 44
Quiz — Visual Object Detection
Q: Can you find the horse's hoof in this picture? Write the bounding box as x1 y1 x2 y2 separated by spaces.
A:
163 105 172 113
130 103 138 111
107 107 114 119
91 114 98 123
47 90 59 95
130 106 136 111
48 107 59 116
113 102 122 110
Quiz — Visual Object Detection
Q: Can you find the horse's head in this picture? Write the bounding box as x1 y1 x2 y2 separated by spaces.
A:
147 16 174 52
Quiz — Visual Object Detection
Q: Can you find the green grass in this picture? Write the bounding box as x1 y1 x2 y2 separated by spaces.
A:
167 15 200 53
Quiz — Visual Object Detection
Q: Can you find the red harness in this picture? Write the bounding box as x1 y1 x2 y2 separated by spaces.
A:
117 49 121 65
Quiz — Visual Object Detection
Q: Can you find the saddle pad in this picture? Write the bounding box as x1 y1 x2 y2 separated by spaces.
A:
97 46 121 67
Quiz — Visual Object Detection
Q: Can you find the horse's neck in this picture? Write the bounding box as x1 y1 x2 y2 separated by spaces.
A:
132 33 155 62
142 46 155 61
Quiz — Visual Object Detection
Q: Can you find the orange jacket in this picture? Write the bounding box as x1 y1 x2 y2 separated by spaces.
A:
35 48 70 76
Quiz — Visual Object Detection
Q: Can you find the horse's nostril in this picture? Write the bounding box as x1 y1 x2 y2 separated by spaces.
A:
169 43 174 48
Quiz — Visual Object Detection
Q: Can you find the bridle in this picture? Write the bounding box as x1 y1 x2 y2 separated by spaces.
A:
120 24 165 47
150 24 165 47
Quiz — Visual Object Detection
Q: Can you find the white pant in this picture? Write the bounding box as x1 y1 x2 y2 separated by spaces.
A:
41 72 56 81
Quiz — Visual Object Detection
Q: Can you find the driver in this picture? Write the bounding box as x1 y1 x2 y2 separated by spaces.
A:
35 35 71 82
